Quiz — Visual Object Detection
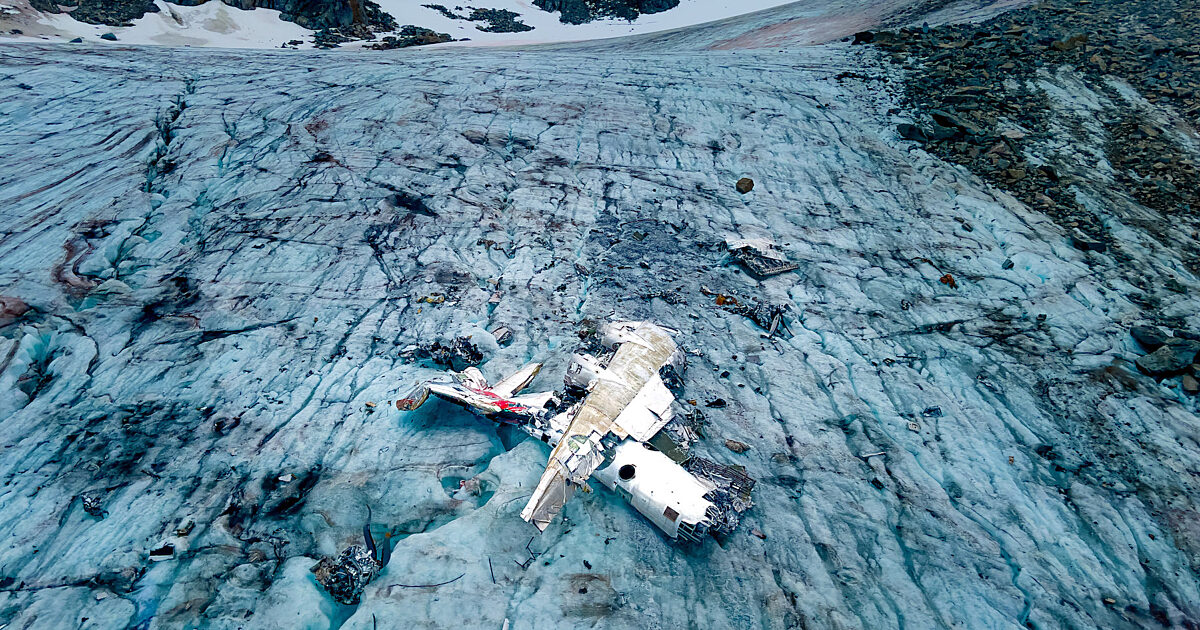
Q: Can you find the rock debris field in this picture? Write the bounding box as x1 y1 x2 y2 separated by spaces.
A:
0 0 1199 628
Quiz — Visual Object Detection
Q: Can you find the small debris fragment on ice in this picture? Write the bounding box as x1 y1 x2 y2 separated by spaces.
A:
724 237 798 279
312 545 381 605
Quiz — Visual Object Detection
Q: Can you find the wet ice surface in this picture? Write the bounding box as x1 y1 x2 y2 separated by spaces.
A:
1 21 1199 630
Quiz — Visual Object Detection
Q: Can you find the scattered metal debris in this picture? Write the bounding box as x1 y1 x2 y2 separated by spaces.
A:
149 543 174 561
312 518 391 605
702 285 792 338
725 238 798 278
659 362 685 391
398 321 756 541
312 545 381 605
640 289 685 304
491 326 513 346
659 408 704 456
80 492 107 520
514 536 542 569
729 299 791 337
413 337 484 370
684 457 756 538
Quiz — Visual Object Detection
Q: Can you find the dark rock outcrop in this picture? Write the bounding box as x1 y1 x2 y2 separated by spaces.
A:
34 0 396 31
869 0 1200 276
0 296 28 327
533 0 678 25
1069 229 1107 253
368 25 453 50
1136 338 1200 377
897 123 930 143
1130 325 1169 351
422 4 533 32
30 0 157 27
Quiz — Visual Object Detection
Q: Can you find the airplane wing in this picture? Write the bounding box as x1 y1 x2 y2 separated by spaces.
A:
396 364 550 421
397 379 507 414
520 322 680 531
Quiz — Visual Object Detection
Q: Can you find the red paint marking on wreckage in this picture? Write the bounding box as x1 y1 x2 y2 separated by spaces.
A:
467 387 531 414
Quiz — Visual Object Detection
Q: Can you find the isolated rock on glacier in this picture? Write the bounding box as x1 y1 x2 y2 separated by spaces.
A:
1 1 1200 628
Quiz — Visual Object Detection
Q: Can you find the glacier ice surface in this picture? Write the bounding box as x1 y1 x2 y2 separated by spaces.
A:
1 6 1199 628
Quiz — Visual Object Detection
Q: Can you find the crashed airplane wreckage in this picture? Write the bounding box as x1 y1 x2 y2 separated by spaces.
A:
725 237 798 279
398 321 755 542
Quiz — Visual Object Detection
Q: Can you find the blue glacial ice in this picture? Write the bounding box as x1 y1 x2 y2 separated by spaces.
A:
1 1 1199 628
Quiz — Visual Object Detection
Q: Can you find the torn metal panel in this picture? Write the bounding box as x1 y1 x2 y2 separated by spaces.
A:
611 373 675 442
395 383 431 411
685 457 756 536
725 237 799 279
648 430 690 463
491 326 513 346
564 353 605 390
520 460 574 532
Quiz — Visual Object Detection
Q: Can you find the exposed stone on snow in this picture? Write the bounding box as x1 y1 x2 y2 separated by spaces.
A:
1130 324 1168 351
723 439 750 453
1136 338 1200 377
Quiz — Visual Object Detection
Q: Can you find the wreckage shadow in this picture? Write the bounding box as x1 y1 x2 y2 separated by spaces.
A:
495 422 528 452
397 392 530 456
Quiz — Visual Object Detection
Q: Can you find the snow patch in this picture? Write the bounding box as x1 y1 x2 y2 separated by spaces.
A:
368 0 811 47
5 0 312 48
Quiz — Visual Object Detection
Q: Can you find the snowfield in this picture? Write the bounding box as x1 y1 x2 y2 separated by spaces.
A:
1 0 1198 629
367 0 832 46
2 0 310 47
1 0 1027 49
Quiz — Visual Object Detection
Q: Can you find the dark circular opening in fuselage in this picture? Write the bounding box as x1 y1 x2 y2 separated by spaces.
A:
618 464 636 481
